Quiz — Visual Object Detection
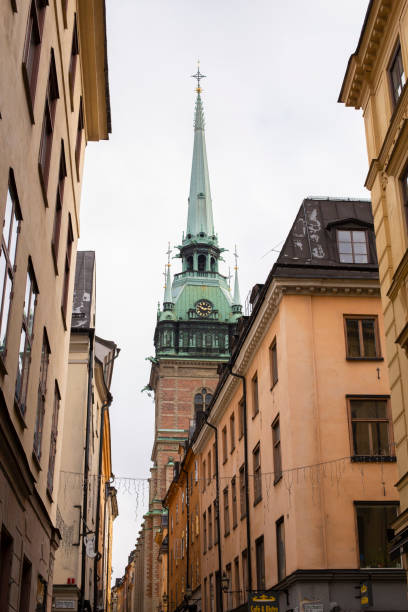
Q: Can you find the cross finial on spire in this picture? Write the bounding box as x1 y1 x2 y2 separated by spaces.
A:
234 245 239 270
166 242 172 267
227 267 232 291
191 60 206 94
163 265 167 289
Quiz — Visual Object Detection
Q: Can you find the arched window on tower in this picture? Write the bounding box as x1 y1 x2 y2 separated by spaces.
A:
210 257 216 272
187 256 193 271
198 254 206 272
194 388 213 415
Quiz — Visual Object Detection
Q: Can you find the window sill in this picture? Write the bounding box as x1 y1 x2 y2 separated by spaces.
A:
238 434 244 441
240 513 247 521
32 450 42 471
0 353 7 377
224 530 230 538
274 475 283 486
61 306 67 331
223 458 228 465
51 243 59 276
46 488 54 503
230 446 235 455
14 400 27 429
38 163 49 207
252 411 259 420
270 380 278 392
346 357 384 362
253 496 262 507
22 63 35 124
351 455 396 463
233 522 237 530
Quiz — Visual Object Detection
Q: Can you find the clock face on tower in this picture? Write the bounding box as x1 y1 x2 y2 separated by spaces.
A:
195 300 213 317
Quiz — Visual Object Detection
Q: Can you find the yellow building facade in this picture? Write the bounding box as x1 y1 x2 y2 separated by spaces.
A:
0 1 110 610
339 0 408 568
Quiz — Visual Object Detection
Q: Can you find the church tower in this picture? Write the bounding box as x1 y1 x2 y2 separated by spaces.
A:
141 68 242 611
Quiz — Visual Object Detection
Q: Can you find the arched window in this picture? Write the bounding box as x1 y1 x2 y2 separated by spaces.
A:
194 388 213 413
198 254 206 272
210 257 216 272
187 256 193 271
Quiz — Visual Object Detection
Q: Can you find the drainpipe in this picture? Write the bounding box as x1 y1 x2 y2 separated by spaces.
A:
79 328 95 612
94 347 120 610
228 368 252 595
204 417 223 612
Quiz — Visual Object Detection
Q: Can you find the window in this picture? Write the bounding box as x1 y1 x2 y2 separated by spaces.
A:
61 214 73 324
270 338 278 387
230 413 235 452
194 387 212 414
33 331 50 461
234 557 240 607
203 578 207 612
276 517 286 582
356 503 400 568
272 416 282 483
15 265 38 415
401 164 408 228
223 487 230 536
208 506 213 549
39 50 59 198
231 476 238 529
239 464 246 518
0 527 13 611
252 372 259 417
19 556 32 612
51 142 66 272
349 398 393 458
344 316 380 359
238 397 244 439
213 442 216 476
194 460 198 483
203 511 207 553
46 382 59 495
225 563 232 610
222 426 227 463
68 14 79 103
253 443 262 504
389 43 406 105
181 491 184 513
195 503 199 536
213 500 218 545
22 0 47 119
198 254 206 272
209 574 214 612
75 98 84 178
255 536 265 591
176 502 178 524
207 451 211 484
202 460 206 492
0 172 21 355
337 230 368 264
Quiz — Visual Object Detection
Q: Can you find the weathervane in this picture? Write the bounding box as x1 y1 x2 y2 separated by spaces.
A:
191 60 206 94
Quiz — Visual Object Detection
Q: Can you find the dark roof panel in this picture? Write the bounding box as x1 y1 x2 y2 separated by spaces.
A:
274 197 378 280
71 251 95 330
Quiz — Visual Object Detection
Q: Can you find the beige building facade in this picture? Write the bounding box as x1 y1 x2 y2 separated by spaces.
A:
53 252 119 611
339 0 408 570
193 198 406 612
0 1 110 611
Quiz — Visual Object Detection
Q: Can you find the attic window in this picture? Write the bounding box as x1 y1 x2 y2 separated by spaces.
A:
389 43 406 106
337 230 368 264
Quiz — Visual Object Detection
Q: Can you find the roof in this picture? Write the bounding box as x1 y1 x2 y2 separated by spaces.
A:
273 197 378 280
71 251 95 330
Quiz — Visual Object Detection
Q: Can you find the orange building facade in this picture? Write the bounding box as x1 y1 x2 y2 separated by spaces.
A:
192 198 407 611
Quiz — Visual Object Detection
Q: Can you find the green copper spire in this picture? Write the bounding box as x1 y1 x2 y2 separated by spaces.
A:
186 66 214 238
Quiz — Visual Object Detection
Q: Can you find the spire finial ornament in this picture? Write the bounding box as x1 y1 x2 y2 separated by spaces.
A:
166 242 172 267
232 245 242 315
191 60 206 94
163 243 175 311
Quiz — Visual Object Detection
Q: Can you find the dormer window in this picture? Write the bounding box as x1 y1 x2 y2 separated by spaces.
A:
337 230 368 264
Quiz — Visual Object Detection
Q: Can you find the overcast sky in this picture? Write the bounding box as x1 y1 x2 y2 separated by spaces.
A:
78 0 370 582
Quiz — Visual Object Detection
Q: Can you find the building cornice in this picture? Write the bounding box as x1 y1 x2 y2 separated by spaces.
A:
193 276 381 453
339 0 394 109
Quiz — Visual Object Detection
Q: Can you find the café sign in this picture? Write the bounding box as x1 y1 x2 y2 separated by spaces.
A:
248 591 279 612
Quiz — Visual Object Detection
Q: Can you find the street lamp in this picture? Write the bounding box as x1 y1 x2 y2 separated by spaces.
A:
221 572 229 593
